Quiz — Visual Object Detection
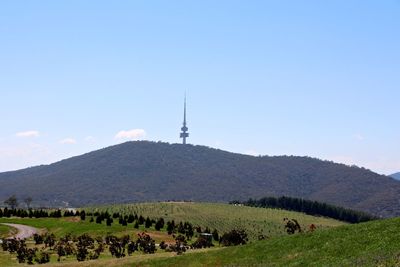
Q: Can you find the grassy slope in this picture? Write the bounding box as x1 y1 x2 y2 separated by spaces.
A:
0 224 15 239
6 216 398 267
140 217 400 267
0 203 344 266
86 202 345 240
0 217 174 243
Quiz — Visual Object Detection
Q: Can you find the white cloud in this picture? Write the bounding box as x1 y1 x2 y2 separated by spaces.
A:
16 130 40 138
115 129 146 140
60 138 77 144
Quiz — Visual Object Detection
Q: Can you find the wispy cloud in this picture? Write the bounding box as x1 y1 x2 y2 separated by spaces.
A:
115 129 146 140
353 134 365 141
60 138 77 144
85 136 95 142
16 130 40 138
244 150 260 156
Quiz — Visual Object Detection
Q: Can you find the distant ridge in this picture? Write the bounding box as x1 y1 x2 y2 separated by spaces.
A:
0 141 399 217
390 172 400 180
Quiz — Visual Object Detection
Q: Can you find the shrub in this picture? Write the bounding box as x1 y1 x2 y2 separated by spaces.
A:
155 218 165 231
284 218 302 235
136 233 156 254
169 235 188 255
127 241 137 256
212 229 219 241
35 251 50 264
44 233 56 248
191 236 214 249
159 241 168 250
76 234 95 261
33 234 44 245
220 229 248 246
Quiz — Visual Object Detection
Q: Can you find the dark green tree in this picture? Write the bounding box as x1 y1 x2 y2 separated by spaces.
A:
212 229 219 241
145 217 152 228
80 210 86 221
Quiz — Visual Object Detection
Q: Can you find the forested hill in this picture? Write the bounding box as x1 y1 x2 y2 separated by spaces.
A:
0 141 399 217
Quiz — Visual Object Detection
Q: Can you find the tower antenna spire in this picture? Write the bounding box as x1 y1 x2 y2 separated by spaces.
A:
184 92 187 125
180 92 189 144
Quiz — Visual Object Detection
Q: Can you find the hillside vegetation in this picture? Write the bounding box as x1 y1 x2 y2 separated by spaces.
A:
85 202 344 240
140 217 400 267
0 203 344 266
0 211 395 267
238 196 377 223
1 141 399 217
0 215 175 266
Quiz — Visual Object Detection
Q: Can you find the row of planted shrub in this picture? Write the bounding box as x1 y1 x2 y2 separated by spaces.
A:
0 208 221 242
2 229 248 264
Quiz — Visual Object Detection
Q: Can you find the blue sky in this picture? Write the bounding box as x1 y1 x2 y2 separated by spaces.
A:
1 1 399 174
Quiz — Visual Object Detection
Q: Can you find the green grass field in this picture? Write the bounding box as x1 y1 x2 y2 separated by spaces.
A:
138 217 400 267
0 217 174 243
85 202 345 240
1 215 396 267
0 202 346 266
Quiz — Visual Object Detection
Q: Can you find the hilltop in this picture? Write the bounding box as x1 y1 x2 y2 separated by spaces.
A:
0 141 399 217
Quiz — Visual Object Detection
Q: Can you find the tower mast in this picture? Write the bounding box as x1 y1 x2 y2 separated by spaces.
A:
180 94 189 144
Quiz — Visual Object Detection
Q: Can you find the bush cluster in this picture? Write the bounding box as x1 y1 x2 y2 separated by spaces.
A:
2 239 49 264
1 232 157 264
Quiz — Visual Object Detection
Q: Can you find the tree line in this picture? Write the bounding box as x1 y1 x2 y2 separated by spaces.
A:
231 196 378 223
0 208 78 218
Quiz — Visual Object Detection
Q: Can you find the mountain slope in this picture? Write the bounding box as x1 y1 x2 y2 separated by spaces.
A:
390 172 400 180
0 141 399 217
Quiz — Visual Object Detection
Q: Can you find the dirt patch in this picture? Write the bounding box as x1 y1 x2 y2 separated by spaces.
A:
148 232 175 243
62 217 81 222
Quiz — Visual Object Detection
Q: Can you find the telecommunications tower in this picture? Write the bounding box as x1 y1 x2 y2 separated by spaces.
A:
180 95 189 144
